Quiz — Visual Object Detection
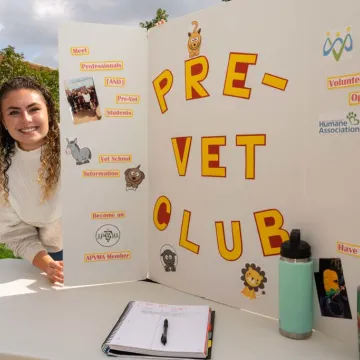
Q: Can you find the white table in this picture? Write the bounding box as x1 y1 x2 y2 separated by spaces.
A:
0 259 357 360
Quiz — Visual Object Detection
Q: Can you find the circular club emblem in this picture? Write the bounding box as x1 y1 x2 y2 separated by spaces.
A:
95 224 120 247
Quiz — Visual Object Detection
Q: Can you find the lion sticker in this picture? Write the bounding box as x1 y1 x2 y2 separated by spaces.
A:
240 263 267 300
187 21 202 58
124 165 145 191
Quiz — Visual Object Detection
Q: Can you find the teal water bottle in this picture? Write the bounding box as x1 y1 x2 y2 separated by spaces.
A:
279 229 313 339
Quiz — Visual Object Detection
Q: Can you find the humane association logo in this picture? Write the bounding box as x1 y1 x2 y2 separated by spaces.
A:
95 224 120 247
323 27 353 61
318 111 359 135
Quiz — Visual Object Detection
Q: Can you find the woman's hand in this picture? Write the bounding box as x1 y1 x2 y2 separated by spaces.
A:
45 260 64 284
33 251 64 284
155 19 166 27
149 19 167 33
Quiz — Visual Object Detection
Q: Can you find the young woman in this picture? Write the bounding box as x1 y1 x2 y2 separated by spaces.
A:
0 76 63 284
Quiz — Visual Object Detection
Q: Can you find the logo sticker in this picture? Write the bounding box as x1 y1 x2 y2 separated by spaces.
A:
318 111 360 135
95 224 120 247
323 27 353 61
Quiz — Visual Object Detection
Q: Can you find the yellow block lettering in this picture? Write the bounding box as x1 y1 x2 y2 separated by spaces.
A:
153 196 172 231
153 69 173 114
223 53 258 99
215 221 243 261
201 136 226 177
236 134 266 179
171 137 192 176
179 210 200 254
185 56 210 100
254 209 289 256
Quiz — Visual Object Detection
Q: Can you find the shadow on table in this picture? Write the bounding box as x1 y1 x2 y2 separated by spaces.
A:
0 278 356 360
0 259 160 299
0 278 169 359
0 259 61 296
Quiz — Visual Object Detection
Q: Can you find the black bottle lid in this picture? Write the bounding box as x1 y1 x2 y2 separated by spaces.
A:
280 229 311 259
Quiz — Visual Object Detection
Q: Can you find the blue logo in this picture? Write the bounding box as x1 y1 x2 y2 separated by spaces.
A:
323 27 353 61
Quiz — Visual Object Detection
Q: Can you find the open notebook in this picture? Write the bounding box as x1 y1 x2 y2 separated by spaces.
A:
101 301 215 359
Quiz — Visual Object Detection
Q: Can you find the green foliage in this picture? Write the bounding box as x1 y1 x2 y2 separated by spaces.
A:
0 45 59 109
139 8 169 30
0 244 19 259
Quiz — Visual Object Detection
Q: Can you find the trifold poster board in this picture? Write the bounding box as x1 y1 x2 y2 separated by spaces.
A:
58 0 360 350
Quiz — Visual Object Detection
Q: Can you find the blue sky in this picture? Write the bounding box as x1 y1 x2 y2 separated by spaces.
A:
0 0 222 68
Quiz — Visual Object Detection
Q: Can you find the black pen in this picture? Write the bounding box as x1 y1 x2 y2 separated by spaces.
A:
161 319 168 345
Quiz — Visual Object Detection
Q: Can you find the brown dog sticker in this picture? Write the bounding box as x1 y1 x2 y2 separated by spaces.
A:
187 21 202 58
124 165 145 191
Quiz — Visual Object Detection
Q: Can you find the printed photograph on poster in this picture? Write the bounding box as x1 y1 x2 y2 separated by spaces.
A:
64 76 102 125
314 258 352 319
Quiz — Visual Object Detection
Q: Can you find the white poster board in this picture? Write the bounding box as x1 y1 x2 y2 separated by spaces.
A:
147 0 305 324
59 22 149 285
58 0 360 350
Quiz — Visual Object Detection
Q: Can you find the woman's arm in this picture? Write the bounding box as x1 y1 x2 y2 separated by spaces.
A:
0 204 63 283
0 204 45 263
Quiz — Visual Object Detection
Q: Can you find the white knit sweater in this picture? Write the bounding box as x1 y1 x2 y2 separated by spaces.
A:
0 144 62 263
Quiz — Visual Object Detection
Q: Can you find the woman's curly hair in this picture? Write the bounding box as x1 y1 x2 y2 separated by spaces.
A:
0 76 60 204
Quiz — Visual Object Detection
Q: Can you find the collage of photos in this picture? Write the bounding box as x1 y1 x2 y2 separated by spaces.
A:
64 76 102 125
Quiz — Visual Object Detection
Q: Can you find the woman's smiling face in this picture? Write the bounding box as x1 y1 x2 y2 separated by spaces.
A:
1 88 49 151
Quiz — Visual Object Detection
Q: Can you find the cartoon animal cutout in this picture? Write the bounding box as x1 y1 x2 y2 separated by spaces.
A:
124 165 145 191
65 138 92 165
187 21 202 58
160 245 178 272
161 249 177 272
240 263 267 300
